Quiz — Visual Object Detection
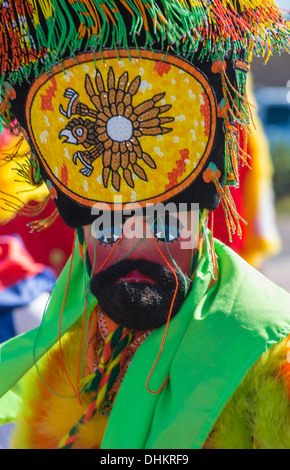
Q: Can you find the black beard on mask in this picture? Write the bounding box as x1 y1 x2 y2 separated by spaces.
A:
90 259 192 330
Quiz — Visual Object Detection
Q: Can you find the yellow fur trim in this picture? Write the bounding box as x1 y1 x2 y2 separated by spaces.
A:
11 323 290 449
204 338 290 449
10 323 109 449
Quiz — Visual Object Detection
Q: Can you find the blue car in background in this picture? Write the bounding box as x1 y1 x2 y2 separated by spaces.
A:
255 86 290 151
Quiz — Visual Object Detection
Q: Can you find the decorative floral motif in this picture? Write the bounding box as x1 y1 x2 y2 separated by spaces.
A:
59 67 174 192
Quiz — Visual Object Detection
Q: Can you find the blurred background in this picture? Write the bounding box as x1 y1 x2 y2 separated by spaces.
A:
250 0 290 292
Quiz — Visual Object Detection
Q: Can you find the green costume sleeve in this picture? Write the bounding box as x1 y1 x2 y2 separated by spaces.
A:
0 389 22 424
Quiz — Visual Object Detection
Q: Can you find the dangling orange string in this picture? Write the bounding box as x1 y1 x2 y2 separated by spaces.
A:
96 215 139 273
57 230 82 405
141 219 179 395
78 214 187 395
76 293 89 403
75 216 139 398
27 207 59 232
76 231 99 401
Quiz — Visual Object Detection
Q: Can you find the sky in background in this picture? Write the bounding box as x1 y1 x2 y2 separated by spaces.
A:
276 0 289 10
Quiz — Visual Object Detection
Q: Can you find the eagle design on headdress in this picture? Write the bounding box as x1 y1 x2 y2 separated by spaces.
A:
59 67 175 192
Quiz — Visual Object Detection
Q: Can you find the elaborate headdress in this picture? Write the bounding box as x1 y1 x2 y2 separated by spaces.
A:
1 2 290 449
1 0 289 239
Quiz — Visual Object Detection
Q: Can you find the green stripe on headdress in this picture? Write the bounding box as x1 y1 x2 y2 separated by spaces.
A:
0 0 289 88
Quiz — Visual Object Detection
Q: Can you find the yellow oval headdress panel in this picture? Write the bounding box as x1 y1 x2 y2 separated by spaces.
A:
0 0 289 231
26 50 216 209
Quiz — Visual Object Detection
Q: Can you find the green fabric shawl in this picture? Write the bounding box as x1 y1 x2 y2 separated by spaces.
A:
101 240 290 449
0 238 290 449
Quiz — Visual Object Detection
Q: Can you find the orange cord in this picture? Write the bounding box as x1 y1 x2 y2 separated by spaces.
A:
75 217 139 398
95 216 180 394
140 219 179 394
96 215 139 273
77 215 185 396
58 230 83 404
76 294 89 402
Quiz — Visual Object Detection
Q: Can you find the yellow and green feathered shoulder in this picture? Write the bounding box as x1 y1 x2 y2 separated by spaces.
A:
205 336 290 449
10 322 109 450
11 321 290 449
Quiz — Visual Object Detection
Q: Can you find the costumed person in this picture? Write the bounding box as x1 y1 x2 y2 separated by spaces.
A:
0 0 290 450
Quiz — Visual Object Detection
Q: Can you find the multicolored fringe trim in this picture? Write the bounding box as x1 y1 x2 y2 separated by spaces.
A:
213 58 253 187
0 82 20 130
0 191 59 232
203 162 246 242
58 326 134 449
14 154 43 188
26 207 59 232
0 0 289 87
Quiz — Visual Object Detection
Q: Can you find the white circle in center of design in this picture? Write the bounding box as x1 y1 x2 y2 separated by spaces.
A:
106 116 134 142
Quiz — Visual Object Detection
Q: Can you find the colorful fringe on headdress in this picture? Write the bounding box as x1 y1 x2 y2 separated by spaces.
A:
212 58 253 186
0 0 289 236
1 0 289 88
203 162 246 242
